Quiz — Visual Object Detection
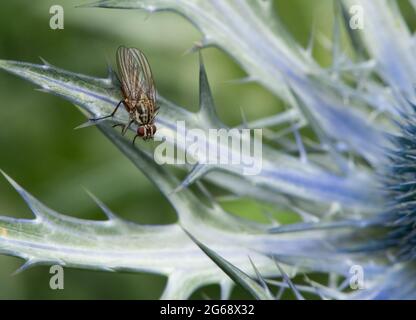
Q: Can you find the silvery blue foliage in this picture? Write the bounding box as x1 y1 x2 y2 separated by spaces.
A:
0 0 415 299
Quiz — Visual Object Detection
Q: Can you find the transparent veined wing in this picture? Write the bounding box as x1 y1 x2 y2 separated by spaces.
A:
116 46 156 103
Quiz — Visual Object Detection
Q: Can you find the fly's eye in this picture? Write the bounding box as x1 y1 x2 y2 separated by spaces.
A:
137 126 146 137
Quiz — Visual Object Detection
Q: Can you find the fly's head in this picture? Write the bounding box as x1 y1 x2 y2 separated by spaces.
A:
137 123 157 140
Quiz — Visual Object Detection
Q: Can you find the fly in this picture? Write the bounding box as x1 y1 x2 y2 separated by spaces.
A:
91 46 158 143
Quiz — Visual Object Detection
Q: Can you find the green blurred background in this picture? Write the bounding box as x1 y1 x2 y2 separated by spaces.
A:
1 0 411 299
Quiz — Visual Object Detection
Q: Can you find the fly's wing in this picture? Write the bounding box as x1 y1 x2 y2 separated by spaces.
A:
116 46 156 105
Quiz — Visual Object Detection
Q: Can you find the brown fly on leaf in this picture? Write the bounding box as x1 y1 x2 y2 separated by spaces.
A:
91 46 158 144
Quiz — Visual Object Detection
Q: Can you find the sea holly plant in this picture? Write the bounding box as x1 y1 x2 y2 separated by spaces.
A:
0 0 416 299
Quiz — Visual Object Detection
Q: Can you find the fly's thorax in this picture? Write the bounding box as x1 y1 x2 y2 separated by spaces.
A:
134 97 155 125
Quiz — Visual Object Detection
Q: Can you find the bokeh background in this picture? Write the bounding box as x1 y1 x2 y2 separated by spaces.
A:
0 0 414 299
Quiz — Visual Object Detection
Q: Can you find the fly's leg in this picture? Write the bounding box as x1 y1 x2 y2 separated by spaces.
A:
112 123 124 132
90 100 123 122
132 134 139 146
112 119 134 136
121 119 134 136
